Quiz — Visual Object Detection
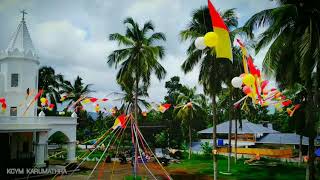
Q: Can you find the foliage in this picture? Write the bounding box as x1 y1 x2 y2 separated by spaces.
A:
242 0 320 135
175 86 208 138
60 76 93 109
154 131 169 148
112 82 150 115
107 17 167 88
38 66 64 114
48 131 69 144
242 2 320 178
107 17 167 144
201 142 213 158
162 76 187 148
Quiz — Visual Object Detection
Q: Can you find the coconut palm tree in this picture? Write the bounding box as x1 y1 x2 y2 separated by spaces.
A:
112 80 150 115
38 66 64 113
242 1 320 179
107 17 166 124
60 76 93 110
175 86 206 159
180 7 238 179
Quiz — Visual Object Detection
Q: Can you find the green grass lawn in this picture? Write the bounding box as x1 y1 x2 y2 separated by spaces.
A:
167 155 306 180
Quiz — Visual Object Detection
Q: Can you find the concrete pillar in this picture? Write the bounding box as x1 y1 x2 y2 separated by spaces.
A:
67 141 76 162
43 143 48 161
35 131 48 167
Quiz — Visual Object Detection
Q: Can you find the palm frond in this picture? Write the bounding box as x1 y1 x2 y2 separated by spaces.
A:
109 33 134 46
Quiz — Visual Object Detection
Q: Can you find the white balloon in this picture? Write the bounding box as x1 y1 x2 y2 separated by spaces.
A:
194 37 206 50
231 77 243 88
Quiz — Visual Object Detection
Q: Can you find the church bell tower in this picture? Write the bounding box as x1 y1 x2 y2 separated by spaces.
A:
0 11 39 117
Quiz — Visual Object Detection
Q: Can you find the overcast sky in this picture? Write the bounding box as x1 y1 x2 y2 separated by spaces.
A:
0 0 276 111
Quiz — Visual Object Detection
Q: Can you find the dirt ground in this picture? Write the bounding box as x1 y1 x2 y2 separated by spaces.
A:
53 162 172 180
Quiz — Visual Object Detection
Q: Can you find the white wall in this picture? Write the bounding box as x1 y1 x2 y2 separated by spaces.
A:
0 72 4 95
0 57 39 117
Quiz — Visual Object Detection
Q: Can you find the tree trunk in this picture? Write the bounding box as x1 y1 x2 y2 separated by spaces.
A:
299 134 303 166
305 87 317 180
228 108 232 173
188 125 192 160
134 78 139 125
305 62 319 180
133 76 139 178
306 137 316 180
212 96 218 180
235 108 240 164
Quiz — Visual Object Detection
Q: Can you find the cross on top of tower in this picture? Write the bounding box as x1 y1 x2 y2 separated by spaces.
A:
20 10 27 21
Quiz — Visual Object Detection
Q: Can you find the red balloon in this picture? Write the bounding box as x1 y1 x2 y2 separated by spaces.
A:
0 98 5 103
243 86 252 94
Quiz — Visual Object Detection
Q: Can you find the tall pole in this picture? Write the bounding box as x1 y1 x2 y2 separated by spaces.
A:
212 95 218 180
235 108 240 164
228 90 233 173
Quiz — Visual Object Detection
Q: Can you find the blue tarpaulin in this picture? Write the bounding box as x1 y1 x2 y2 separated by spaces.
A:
218 139 224 146
315 148 320 157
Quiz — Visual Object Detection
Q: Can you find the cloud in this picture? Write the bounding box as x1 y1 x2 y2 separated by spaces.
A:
33 21 114 70
0 0 277 111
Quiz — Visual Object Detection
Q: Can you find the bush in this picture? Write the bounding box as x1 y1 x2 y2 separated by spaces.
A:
201 142 213 158
154 131 168 148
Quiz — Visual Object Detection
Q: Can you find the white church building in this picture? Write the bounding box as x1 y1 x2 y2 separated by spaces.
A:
0 12 77 169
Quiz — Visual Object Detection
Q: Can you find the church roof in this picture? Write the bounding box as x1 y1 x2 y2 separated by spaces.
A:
7 18 36 54
0 11 38 60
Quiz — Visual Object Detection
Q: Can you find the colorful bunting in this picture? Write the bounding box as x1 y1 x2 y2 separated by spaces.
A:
287 104 301 117
60 95 67 102
112 114 127 129
95 104 100 113
23 89 43 116
158 103 171 113
48 104 55 111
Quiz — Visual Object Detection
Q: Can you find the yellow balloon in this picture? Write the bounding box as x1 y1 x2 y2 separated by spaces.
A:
40 97 46 103
242 74 255 86
204 32 218 47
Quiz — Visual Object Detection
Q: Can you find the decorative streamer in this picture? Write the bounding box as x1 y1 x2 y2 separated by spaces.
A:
23 89 43 116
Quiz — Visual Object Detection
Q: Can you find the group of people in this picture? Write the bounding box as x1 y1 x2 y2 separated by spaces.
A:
103 148 152 166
